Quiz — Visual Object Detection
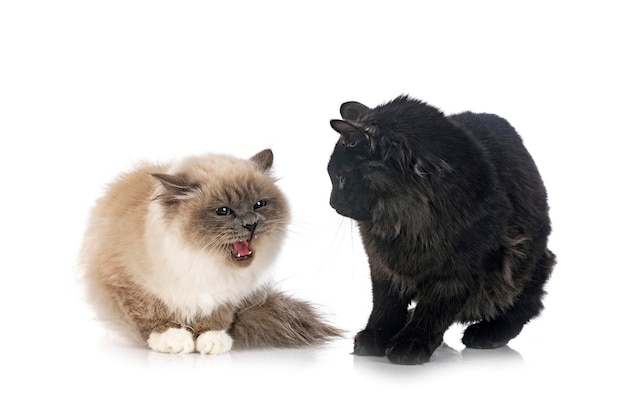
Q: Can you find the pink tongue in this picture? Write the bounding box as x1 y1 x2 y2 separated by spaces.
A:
233 240 251 256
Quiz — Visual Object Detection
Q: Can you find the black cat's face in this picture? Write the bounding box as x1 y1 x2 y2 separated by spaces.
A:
327 142 377 221
326 103 383 222
327 97 450 224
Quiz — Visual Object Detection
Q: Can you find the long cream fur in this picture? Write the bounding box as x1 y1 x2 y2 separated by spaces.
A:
80 149 341 353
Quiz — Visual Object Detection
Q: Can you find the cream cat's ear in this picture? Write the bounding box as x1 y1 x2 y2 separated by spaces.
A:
250 149 273 172
151 173 198 195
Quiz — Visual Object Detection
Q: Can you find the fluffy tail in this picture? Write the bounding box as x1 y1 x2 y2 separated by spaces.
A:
228 286 343 349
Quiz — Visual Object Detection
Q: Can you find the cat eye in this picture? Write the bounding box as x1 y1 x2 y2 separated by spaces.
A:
253 200 267 210
215 207 233 216
338 176 346 189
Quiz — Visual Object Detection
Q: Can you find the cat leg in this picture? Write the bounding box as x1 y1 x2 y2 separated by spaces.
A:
195 330 233 355
114 290 196 353
354 273 409 357
147 327 195 354
192 304 237 355
385 287 468 365
462 249 555 349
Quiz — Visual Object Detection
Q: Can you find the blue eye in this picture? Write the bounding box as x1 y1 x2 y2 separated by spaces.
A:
253 200 267 210
215 207 233 216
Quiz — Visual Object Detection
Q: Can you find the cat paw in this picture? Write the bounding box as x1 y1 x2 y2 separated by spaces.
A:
385 338 438 365
462 321 523 349
353 328 387 356
195 330 233 355
147 327 195 354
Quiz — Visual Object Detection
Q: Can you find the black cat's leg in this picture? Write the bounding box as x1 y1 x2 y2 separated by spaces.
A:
354 274 409 357
385 287 468 365
462 249 555 349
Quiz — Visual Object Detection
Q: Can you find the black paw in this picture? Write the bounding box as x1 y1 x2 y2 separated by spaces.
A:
385 338 437 365
462 321 523 349
353 329 387 356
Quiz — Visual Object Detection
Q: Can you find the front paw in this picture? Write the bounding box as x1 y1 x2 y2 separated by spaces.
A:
462 320 523 349
147 327 195 354
195 330 233 355
385 337 441 365
353 329 388 356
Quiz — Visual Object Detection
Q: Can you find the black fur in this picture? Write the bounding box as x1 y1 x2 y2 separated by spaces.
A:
327 95 555 365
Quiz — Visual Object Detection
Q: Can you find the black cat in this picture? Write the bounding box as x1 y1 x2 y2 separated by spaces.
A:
327 95 555 365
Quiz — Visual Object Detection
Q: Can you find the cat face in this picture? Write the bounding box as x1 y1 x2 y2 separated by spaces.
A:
152 149 289 267
327 97 451 225
327 140 378 221
326 102 396 222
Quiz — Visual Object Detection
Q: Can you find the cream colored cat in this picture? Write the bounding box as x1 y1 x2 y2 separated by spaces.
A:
80 149 340 354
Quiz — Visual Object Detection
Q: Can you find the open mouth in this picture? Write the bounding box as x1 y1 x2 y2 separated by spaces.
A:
230 239 253 260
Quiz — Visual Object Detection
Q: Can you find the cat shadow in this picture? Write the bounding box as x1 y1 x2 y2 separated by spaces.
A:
459 345 524 364
144 343 333 370
145 349 234 370
351 342 524 377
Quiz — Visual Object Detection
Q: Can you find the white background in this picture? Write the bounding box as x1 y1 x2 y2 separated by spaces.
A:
1 1 624 404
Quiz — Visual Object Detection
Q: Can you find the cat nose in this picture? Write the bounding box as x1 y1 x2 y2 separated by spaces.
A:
243 222 257 232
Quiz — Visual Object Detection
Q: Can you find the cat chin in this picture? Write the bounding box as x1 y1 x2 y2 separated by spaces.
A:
228 252 255 267
330 201 372 221
333 207 371 222
225 234 283 274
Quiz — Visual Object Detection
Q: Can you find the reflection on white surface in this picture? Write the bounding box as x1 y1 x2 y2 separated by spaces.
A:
47 322 539 404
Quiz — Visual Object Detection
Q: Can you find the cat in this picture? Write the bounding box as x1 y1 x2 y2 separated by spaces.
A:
80 148 341 354
327 95 555 365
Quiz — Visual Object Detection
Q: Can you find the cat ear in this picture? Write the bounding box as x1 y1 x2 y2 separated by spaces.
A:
330 119 367 147
250 149 273 172
151 173 198 195
340 101 370 121
330 119 358 134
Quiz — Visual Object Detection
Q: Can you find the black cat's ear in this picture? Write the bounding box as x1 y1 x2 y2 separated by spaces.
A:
340 101 370 121
330 119 367 147
330 119 358 135
151 173 199 196
250 149 273 172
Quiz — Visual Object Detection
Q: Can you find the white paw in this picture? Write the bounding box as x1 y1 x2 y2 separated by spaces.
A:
147 327 195 354
195 330 233 355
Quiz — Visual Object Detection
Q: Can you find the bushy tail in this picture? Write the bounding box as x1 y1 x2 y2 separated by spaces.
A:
228 286 343 349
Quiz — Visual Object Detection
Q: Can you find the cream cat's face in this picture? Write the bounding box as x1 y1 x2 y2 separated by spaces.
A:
152 149 289 268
